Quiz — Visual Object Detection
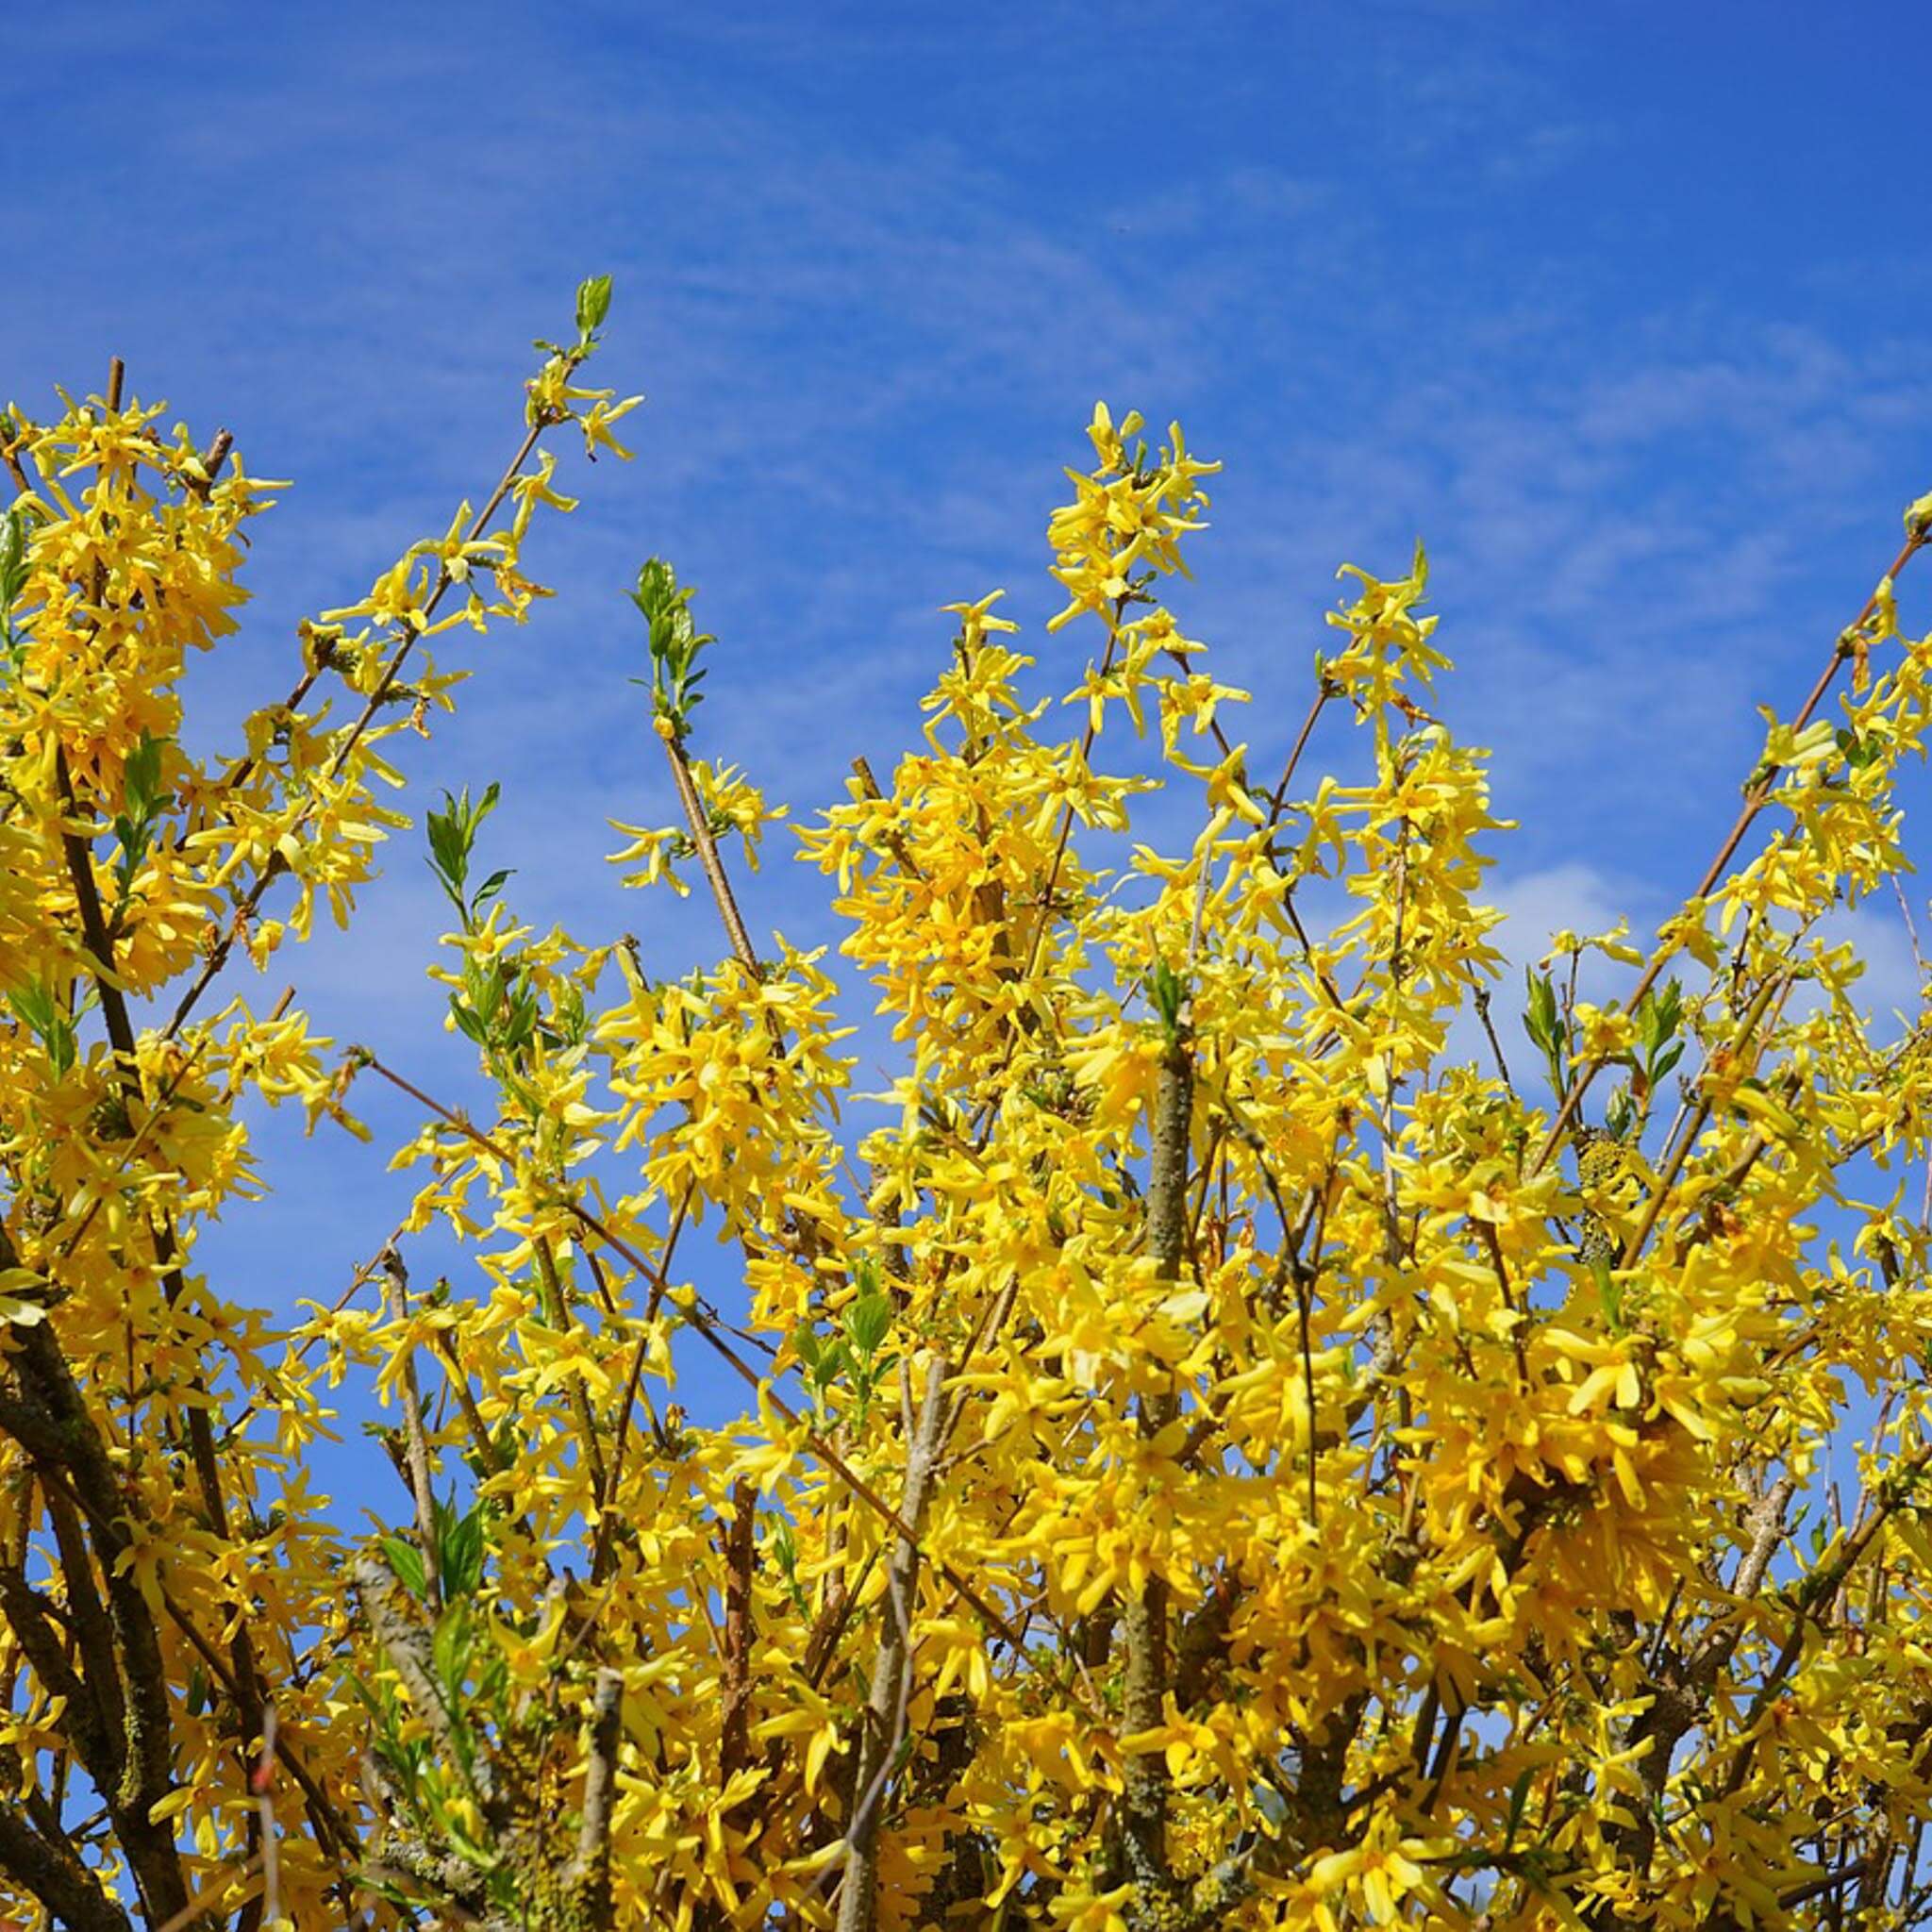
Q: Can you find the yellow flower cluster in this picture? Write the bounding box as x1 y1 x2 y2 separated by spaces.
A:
0 294 639 1929
7 366 1932 1932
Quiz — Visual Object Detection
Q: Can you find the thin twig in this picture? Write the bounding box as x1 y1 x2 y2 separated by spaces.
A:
164 365 590 1042
1532 527 1926 1173
381 1249 442 1611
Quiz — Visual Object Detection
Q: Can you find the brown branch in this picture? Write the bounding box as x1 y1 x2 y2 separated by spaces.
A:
565 1669 625 1931
19 1450 354 1871
833 1353 951 1932
532 1236 610 1504
1266 675 1334 820
351 1556 478 1801
43 394 272 1806
183 428 234 503
1120 1022 1193 1923
428 1323 505 1480
380 1249 443 1611
41 1484 125 1786
720 1479 758 1785
0 1787 133 1932
662 731 760 972
591 1187 692 1588
0 1306 190 1925
1619 972 1790 1269
1473 983 1515 1093
1607 1474 1798 1880
0 1560 106 1772
849 755 927 883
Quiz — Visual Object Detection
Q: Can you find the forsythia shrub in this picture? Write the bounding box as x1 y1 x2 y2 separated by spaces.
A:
2 297 1932 1932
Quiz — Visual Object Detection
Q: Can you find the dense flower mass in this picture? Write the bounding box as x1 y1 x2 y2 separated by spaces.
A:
3 327 1932 1932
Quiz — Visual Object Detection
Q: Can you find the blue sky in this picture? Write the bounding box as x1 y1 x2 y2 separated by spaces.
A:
8 2 1931 1465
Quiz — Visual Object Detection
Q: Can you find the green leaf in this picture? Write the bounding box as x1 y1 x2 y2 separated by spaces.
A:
0 506 30 635
1505 1765 1534 1846
631 558 715 740
379 1534 429 1601
123 732 164 821
8 980 78 1078
1591 1257 1624 1335
425 782 502 924
575 273 614 338
435 1497 488 1602
108 732 171 891
1147 959 1188 1042
1634 981 1684 1094
845 1272 893 1359
449 998 489 1045
432 1600 475 1704
770 1518 809 1616
1523 969 1559 1054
